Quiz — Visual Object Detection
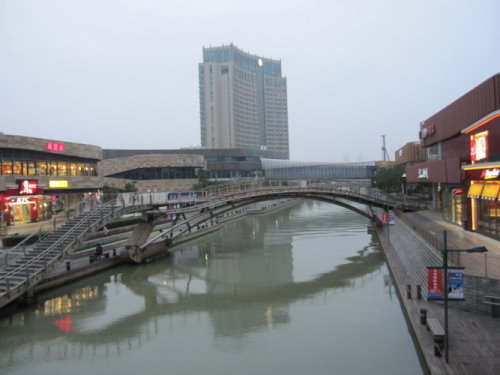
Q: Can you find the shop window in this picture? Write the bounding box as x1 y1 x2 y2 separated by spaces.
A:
0 161 11 175
37 161 47 176
28 161 36 175
58 162 67 176
13 161 22 176
22 161 28 176
70 163 77 176
76 164 85 176
48 162 57 176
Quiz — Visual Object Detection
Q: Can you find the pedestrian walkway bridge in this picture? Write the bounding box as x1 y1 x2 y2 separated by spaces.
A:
0 180 426 309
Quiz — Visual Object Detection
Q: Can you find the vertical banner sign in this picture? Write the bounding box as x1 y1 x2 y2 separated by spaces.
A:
447 269 465 300
388 211 396 225
427 267 444 300
381 212 389 224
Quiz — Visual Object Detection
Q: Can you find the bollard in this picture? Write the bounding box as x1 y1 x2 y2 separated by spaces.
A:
113 248 116 257
66 261 71 271
104 253 110 259
420 309 427 325
89 255 94 264
416 285 422 300
406 285 412 299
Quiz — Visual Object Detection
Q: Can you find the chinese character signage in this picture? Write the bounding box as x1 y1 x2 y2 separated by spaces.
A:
427 267 465 301
381 211 395 225
46 142 65 153
470 131 488 163
427 267 444 300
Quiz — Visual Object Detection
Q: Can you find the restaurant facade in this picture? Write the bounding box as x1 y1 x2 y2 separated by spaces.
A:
406 73 500 239
0 134 102 227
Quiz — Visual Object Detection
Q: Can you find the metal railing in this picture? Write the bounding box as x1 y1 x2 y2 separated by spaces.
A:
1 180 429 308
395 209 500 279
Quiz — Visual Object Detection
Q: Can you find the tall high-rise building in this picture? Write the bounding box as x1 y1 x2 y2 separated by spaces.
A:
199 44 289 159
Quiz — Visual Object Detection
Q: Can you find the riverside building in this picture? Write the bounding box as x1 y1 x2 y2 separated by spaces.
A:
406 73 500 239
199 44 289 159
0 133 101 227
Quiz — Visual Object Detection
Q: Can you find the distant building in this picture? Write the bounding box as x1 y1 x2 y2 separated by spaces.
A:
198 44 289 159
394 142 427 166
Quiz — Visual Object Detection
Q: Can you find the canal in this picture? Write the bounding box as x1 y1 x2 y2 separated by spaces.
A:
0 201 424 375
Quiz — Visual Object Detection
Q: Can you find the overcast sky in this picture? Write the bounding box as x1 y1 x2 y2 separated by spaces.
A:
1 0 499 162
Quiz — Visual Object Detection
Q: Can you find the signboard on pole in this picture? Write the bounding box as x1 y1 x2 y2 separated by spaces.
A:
427 266 465 301
427 267 444 300
388 211 396 225
381 212 389 224
447 268 465 301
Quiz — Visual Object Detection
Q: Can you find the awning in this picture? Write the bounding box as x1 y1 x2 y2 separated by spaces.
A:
467 184 484 198
481 184 500 200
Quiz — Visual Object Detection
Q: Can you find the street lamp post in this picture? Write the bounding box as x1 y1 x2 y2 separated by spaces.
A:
442 230 487 363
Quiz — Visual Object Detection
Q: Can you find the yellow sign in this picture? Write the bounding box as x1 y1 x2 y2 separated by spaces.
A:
49 180 69 188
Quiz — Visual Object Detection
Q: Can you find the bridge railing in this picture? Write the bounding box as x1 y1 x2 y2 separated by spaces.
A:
198 180 426 210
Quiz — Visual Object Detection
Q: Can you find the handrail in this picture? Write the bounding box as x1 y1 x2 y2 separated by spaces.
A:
484 295 500 306
1 180 427 304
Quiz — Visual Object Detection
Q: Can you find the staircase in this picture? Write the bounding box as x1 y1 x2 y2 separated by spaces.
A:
0 201 149 309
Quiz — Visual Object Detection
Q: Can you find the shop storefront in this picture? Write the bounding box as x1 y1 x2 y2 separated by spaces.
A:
465 167 500 238
462 107 500 239
0 179 53 225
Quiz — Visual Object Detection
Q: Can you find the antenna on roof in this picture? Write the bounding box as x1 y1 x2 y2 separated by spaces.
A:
381 135 390 162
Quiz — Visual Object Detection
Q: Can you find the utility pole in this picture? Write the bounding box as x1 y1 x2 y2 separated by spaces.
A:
381 135 390 162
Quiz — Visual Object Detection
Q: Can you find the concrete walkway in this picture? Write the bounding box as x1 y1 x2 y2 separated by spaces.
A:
377 211 500 375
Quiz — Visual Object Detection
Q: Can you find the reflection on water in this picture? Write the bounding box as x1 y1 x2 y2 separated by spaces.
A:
0 201 422 375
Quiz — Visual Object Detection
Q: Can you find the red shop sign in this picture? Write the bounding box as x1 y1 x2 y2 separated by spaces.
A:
18 180 39 195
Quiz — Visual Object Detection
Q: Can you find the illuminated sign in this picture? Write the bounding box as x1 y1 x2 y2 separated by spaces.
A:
18 180 38 195
46 142 65 153
452 189 464 195
8 197 36 205
470 131 488 163
480 168 500 180
427 267 443 300
418 168 429 179
49 180 69 188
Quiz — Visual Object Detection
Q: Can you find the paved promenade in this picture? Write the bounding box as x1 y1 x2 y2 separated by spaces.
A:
377 211 500 375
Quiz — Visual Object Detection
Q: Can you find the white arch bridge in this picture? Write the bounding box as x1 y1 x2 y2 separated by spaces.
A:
0 180 426 309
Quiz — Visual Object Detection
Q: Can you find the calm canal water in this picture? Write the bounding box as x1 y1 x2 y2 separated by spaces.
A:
0 201 423 375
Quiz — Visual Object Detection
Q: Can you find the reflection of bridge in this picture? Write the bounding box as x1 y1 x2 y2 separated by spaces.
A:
0 180 426 309
0 225 386 366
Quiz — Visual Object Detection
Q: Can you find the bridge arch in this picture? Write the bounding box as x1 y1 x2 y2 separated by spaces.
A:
138 191 381 260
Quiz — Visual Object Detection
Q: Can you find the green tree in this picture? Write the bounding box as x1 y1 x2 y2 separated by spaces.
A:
371 165 405 193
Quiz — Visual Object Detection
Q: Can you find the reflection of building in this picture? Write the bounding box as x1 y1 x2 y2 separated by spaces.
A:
406 73 500 237
199 44 289 159
0 134 101 225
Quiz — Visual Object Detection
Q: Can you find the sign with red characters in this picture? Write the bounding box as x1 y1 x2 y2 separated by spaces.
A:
46 142 65 152
427 267 444 300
